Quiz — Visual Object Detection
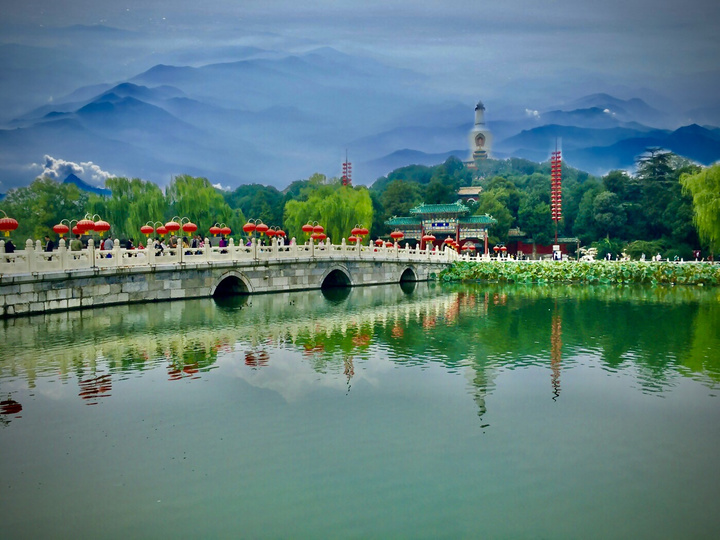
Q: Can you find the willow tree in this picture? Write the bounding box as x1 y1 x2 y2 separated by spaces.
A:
681 164 720 252
87 177 165 239
165 175 244 237
284 179 373 243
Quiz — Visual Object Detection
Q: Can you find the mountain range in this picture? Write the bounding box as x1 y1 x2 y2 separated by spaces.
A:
1 46 719 192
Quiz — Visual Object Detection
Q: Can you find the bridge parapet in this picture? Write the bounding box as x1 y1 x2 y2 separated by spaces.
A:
0 237 459 277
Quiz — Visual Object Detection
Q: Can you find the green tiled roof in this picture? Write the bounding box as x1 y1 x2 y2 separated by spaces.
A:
409 202 470 216
460 215 497 225
385 216 422 226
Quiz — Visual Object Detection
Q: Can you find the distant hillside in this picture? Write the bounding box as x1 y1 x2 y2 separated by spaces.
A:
63 173 112 196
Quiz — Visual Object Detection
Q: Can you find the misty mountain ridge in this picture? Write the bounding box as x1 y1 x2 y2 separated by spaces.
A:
1 45 718 192
63 173 111 197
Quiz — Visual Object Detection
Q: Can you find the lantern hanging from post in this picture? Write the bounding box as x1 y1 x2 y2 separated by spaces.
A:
242 222 255 234
53 223 70 236
301 223 314 234
140 225 154 238
255 223 268 236
72 225 81 236
165 219 181 233
317 233 327 242
77 218 95 233
94 220 111 237
390 230 404 241
375 239 383 246
182 221 198 234
210 225 221 236
0 211 18 237
220 226 232 236
312 224 324 234
156 225 168 237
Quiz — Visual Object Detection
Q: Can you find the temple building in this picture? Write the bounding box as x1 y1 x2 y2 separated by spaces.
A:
386 201 496 255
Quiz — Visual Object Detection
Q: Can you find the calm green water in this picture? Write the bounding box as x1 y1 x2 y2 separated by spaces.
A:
1 283 719 539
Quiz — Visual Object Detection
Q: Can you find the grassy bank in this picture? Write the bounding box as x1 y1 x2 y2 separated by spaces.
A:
439 260 720 286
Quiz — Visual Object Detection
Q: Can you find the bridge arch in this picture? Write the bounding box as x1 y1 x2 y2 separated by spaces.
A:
399 266 419 282
320 265 354 289
211 271 252 297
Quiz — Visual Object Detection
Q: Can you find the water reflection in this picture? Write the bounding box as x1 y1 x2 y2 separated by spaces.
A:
0 283 718 423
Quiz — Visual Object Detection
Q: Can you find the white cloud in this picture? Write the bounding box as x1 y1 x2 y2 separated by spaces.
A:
525 109 540 118
30 155 114 187
212 182 231 191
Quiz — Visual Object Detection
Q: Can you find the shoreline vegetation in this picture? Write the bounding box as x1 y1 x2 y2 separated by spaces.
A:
439 260 720 286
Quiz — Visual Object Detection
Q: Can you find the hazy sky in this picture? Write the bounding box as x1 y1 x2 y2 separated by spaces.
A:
3 0 718 108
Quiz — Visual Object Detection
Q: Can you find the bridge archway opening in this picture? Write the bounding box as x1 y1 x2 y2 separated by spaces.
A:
213 274 250 298
321 268 352 289
400 267 419 282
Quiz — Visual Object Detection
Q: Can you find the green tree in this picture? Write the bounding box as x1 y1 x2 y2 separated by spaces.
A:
681 164 720 252
165 175 245 238
284 180 373 243
87 177 165 239
592 191 627 238
474 191 512 244
0 177 88 242
224 183 284 227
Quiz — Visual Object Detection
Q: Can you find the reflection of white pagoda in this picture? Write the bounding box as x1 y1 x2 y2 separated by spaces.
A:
468 100 492 165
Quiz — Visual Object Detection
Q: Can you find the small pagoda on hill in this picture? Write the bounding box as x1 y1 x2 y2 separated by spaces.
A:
386 201 496 255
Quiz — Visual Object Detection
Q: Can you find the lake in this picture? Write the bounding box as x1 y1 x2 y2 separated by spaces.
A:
1 282 719 539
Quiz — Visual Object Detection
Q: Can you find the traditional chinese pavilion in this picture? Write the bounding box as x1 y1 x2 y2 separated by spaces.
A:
386 202 496 254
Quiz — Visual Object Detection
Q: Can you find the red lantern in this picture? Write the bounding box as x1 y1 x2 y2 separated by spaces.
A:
500 246 507 252
242 222 256 234
165 220 180 233
77 218 95 232
220 226 232 236
209 226 221 236
390 230 404 240
140 225 154 237
276 230 286 238
351 227 362 236
375 239 383 246
0 216 19 237
359 227 369 236
313 224 324 234
255 223 268 235
422 234 436 244
348 235 358 243
301 223 314 234
156 226 168 237
385 242 393 248
72 225 81 236
317 233 327 242
182 222 198 234
94 220 111 236
267 229 276 238
53 223 70 235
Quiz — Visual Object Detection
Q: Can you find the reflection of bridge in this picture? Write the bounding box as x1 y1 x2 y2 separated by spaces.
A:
0 238 455 317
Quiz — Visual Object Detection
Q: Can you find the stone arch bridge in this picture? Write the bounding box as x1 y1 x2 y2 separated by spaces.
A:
0 239 456 317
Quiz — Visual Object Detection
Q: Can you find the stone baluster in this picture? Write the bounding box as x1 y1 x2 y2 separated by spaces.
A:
229 238 236 261
58 238 68 270
252 236 258 261
310 237 315 258
87 238 95 268
112 238 121 267
26 239 35 273
203 237 211 262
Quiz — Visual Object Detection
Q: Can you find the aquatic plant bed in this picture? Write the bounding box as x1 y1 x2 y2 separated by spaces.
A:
440 260 720 286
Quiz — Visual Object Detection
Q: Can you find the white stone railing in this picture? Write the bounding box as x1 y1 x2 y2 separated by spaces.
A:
0 237 461 276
